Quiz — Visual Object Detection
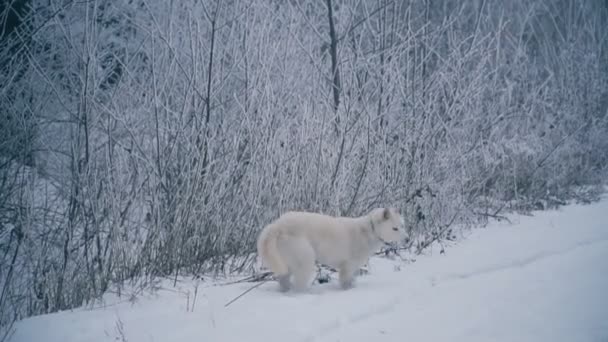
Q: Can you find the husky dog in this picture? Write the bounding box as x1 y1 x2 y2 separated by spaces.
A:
256 207 406 292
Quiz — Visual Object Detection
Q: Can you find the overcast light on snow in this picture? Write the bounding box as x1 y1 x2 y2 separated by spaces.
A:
2 1 608 341
7 197 608 342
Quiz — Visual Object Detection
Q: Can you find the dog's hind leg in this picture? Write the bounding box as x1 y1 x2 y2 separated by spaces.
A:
292 262 315 292
277 273 291 292
290 241 316 292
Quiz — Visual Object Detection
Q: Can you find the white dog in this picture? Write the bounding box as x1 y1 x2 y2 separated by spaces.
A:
256 207 406 292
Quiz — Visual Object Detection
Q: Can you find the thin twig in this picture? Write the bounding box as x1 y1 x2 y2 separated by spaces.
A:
217 271 272 286
224 280 268 308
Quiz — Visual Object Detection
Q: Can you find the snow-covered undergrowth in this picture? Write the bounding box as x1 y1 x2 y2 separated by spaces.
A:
7 196 608 342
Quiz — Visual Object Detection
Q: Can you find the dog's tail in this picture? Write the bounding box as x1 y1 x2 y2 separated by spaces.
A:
257 223 289 276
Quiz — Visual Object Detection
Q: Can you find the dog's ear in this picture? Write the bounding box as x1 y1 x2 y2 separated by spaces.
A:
383 207 391 220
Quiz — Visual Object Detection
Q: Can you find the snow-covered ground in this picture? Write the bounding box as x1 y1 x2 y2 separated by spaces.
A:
8 197 608 342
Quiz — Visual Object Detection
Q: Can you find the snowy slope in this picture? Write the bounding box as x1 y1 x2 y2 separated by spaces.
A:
7 198 608 342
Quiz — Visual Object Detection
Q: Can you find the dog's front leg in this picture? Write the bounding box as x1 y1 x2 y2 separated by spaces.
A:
338 263 357 290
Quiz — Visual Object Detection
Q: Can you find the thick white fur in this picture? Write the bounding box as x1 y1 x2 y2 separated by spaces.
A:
257 207 405 292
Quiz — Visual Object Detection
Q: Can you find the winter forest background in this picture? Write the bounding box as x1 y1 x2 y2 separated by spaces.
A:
1 0 607 336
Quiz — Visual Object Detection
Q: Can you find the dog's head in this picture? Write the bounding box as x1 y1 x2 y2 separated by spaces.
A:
370 207 406 243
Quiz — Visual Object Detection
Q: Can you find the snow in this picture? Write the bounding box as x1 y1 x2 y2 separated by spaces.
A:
7 198 608 342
